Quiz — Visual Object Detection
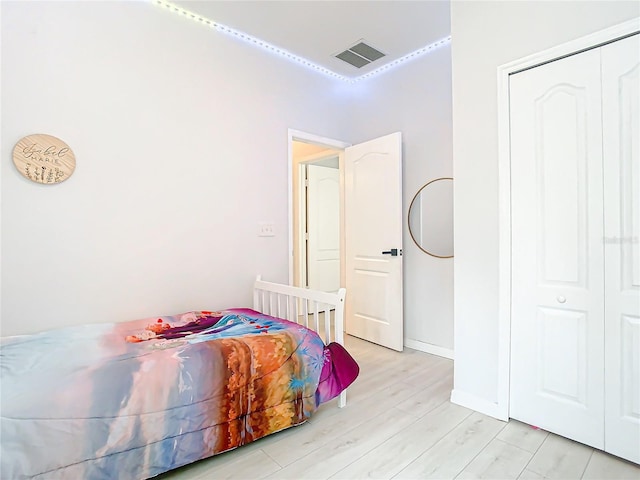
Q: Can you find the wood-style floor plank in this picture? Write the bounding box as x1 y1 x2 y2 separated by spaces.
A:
192 449 281 480
393 412 506 479
525 434 594 479
496 420 549 454
264 407 418 480
330 401 472 480
456 438 532 479
582 450 640 479
261 380 423 468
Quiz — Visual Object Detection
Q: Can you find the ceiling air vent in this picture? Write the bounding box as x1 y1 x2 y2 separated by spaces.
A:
335 41 386 69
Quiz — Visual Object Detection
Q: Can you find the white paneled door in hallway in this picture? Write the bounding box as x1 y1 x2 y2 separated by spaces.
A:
509 33 640 464
307 163 340 293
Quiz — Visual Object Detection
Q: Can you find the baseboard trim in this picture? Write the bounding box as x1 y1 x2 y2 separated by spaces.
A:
404 338 454 360
450 389 508 421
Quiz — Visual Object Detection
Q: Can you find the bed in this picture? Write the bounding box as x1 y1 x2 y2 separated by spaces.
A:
0 277 358 480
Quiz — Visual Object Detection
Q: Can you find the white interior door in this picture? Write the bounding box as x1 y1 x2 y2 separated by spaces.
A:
344 132 403 351
307 163 340 293
602 34 640 464
509 47 606 449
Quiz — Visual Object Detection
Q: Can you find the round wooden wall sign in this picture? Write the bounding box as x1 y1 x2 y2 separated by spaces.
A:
12 134 76 184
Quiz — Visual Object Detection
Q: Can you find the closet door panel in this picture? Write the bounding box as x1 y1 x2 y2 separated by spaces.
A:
602 33 640 465
509 47 605 449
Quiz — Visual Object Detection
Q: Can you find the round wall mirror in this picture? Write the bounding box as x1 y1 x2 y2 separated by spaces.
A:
408 177 453 258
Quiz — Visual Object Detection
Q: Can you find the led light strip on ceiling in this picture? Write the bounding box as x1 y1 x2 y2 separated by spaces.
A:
153 0 451 83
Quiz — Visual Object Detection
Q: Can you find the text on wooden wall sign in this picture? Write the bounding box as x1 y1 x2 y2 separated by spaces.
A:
13 134 76 184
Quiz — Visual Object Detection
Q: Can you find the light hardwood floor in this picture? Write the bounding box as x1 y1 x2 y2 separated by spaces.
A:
158 336 640 480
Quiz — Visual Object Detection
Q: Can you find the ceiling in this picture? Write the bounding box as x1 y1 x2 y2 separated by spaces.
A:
170 1 451 79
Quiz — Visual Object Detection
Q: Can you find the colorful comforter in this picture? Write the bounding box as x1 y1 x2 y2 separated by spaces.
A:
0 309 358 479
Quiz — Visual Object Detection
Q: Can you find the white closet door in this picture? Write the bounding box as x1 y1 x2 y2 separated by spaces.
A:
307 164 340 293
602 34 640 464
509 47 606 449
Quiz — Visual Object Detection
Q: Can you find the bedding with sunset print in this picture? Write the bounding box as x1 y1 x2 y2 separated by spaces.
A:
0 308 358 480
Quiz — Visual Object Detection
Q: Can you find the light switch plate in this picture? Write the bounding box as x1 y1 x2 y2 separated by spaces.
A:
258 223 275 237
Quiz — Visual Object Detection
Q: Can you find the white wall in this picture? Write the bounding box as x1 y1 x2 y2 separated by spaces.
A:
347 42 454 355
1 1 455 352
451 1 640 413
0 1 351 335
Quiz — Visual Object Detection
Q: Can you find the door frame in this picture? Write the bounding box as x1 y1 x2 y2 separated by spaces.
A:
287 129 350 288
495 18 640 421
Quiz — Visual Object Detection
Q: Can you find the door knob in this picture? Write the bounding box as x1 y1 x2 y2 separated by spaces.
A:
382 248 402 256
557 296 566 304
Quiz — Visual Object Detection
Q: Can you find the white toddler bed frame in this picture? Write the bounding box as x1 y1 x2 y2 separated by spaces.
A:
253 275 348 407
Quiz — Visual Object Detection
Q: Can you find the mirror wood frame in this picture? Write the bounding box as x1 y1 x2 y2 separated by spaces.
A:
408 177 454 259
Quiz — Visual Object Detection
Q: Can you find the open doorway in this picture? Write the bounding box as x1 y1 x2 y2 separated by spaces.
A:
288 130 350 293
291 142 341 292
288 129 405 351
